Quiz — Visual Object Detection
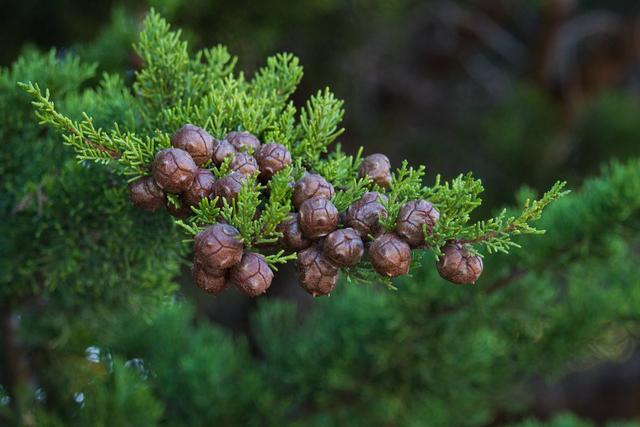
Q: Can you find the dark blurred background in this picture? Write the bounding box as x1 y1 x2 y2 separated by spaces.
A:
3 0 640 423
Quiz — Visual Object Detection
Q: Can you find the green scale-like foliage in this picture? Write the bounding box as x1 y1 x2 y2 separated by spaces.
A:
59 159 639 427
0 47 185 425
22 10 567 279
509 413 640 427
3 9 640 427
0 48 183 316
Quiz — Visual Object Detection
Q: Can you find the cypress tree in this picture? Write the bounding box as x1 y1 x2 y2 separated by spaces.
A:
1 9 639 427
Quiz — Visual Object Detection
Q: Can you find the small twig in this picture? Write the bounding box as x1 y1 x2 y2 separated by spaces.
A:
456 223 517 245
73 129 121 159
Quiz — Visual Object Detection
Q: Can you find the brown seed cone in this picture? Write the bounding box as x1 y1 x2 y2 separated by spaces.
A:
225 131 261 153
292 173 335 209
395 199 440 247
230 152 259 176
171 124 214 166
369 233 412 277
230 252 274 297
128 176 165 212
298 196 339 239
212 139 237 165
359 153 392 189
297 246 339 297
324 228 364 267
276 213 311 251
436 242 483 285
192 261 228 294
152 148 198 193
212 172 246 205
345 192 388 238
183 168 216 207
256 143 292 180
193 223 244 271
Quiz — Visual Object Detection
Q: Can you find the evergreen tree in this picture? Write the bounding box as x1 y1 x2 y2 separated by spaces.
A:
0 48 181 425
2 8 640 427
22 10 566 291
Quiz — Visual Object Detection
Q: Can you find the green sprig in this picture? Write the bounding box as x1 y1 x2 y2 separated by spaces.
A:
20 9 569 283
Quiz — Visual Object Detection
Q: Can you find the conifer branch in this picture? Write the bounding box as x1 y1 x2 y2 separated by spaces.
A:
19 83 122 160
263 250 298 270
455 181 569 254
293 88 345 165
19 8 569 292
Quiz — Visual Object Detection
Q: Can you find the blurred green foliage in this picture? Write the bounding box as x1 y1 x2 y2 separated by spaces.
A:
509 413 640 427
0 49 183 306
0 48 183 424
12 156 640 425
2 1 640 426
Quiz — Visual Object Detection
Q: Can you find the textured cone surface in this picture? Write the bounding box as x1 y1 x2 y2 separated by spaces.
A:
213 172 246 205
369 233 412 277
324 227 364 267
212 139 236 165
183 168 215 206
171 124 214 166
436 242 483 284
193 223 244 271
276 213 311 251
345 192 388 238
230 252 274 297
192 262 228 294
292 173 335 209
396 199 440 247
298 196 339 239
225 131 261 153
152 148 198 193
230 152 259 176
128 176 165 211
256 143 292 180
359 153 392 189
297 246 338 297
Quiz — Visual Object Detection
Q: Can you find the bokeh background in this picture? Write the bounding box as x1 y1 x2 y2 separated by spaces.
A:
3 0 640 425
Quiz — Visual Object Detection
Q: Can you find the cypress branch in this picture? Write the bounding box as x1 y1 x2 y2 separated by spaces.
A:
20 9 567 290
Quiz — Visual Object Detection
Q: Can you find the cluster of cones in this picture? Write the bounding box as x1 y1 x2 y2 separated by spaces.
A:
128 124 483 297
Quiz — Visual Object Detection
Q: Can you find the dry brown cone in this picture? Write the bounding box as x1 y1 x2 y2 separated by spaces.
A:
359 153 391 189
436 242 483 284
192 261 228 294
183 168 215 207
193 223 244 272
297 246 339 297
152 148 198 193
256 142 292 180
276 213 311 251
323 227 364 267
171 124 214 166
344 192 388 238
298 196 339 239
230 252 274 297
225 131 261 153
395 199 440 247
230 152 259 176
212 139 237 166
213 172 246 205
369 233 412 277
128 176 165 212
292 173 335 209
